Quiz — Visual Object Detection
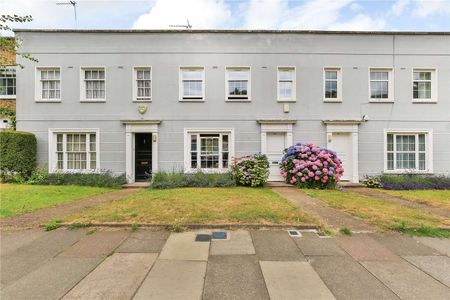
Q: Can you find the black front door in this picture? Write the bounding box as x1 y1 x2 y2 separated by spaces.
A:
135 133 152 181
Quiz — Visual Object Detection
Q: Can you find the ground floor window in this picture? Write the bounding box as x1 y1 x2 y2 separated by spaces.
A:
52 131 98 171
186 130 233 171
385 131 431 172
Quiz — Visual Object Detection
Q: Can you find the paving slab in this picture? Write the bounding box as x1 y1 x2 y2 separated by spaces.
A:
369 233 441 256
59 230 129 258
0 257 101 300
414 237 450 256
63 253 157 300
133 260 206 300
251 230 305 261
210 230 255 255
294 232 346 256
309 255 399 300
404 256 450 288
336 234 400 261
159 232 210 261
362 260 450 300
116 230 170 253
0 229 47 256
203 255 270 300
260 261 335 300
1 228 84 288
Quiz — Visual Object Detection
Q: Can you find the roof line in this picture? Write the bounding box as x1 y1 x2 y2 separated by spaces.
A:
12 29 450 35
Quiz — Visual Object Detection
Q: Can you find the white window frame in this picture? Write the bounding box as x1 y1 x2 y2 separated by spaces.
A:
383 129 433 174
48 128 100 173
323 67 342 102
225 67 251 101
179 66 205 101
132 66 152 102
35 67 62 102
412 68 437 103
0 66 16 99
184 128 235 173
368 68 394 102
80 67 106 102
277 66 296 102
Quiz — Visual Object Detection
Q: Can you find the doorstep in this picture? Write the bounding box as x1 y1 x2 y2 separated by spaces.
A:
122 182 150 189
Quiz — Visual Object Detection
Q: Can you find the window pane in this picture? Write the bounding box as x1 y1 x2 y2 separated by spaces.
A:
228 69 249 80
228 81 248 96
387 153 394 170
279 69 293 80
182 69 203 80
387 134 393 151
325 71 337 80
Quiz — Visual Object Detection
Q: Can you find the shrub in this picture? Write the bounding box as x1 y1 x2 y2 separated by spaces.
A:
27 169 126 188
364 176 382 188
0 131 37 179
280 142 344 189
380 174 450 190
231 154 269 187
150 170 236 189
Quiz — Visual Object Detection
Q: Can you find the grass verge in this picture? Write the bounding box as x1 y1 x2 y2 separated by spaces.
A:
302 189 450 238
0 184 114 218
378 190 450 210
66 187 317 225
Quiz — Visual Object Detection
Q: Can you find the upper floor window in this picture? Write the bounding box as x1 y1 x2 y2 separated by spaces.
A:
385 131 432 173
413 69 436 102
0 67 16 98
278 67 296 102
133 67 151 102
36 67 61 102
324 67 341 102
81 67 105 102
370 68 393 102
180 67 204 101
226 67 250 101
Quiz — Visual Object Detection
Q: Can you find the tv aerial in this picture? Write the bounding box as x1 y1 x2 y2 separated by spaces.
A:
169 19 192 29
56 1 77 28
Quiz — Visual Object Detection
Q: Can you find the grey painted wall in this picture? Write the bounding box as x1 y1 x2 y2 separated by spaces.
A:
15 31 450 177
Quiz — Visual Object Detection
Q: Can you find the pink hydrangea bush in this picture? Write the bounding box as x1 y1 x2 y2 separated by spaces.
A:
280 142 344 189
231 154 269 187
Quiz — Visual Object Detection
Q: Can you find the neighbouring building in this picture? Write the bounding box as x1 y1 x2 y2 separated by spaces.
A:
0 41 16 130
13 29 450 183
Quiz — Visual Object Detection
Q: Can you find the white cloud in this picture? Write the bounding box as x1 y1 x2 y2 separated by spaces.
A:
350 2 363 13
244 0 287 29
329 14 386 31
389 0 410 16
411 0 450 17
132 0 231 29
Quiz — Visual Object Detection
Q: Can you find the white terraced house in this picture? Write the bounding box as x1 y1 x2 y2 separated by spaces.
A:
12 29 450 183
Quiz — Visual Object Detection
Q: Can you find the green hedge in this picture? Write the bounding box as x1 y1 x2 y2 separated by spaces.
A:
150 170 236 189
0 131 37 178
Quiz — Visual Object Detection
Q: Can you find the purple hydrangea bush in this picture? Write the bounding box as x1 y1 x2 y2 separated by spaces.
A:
280 142 344 189
231 154 269 187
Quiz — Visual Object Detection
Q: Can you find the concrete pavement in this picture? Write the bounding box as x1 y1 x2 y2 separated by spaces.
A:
1 228 450 300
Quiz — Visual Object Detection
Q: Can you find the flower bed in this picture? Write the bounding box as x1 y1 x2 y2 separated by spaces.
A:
280 142 344 189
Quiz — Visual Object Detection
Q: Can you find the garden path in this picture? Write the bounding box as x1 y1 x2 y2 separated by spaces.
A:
272 187 375 232
0 189 137 229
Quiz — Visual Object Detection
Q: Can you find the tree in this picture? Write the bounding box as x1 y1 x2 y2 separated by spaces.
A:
0 14 37 66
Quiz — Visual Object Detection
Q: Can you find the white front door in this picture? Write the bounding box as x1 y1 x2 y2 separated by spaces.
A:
328 132 353 181
266 132 286 181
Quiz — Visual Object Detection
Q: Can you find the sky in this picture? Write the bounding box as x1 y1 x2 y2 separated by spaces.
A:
1 0 450 33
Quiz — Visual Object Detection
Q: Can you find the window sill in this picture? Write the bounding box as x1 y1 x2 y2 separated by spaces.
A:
185 168 230 174
50 169 101 174
323 99 342 103
0 95 16 100
412 100 437 104
277 99 296 103
133 100 152 103
179 98 205 102
80 99 106 103
226 99 251 102
35 99 61 103
383 170 433 175
369 99 394 103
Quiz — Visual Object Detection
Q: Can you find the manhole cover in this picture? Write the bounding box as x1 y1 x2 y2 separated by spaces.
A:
195 234 211 242
212 232 227 239
288 230 302 237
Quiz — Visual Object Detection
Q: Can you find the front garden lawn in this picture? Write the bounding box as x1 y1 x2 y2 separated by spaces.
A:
378 190 450 210
0 184 114 218
303 189 450 238
67 187 317 225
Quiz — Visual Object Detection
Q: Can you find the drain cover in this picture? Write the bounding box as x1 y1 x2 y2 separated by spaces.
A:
212 232 227 239
195 234 211 242
288 230 302 237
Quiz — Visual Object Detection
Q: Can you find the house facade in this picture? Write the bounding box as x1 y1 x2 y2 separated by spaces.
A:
0 42 16 130
14 29 450 183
